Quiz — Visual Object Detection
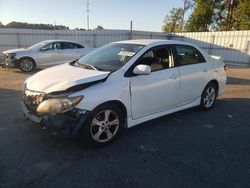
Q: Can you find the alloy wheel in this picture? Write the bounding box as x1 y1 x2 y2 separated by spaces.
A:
20 59 34 72
90 110 120 143
203 87 216 108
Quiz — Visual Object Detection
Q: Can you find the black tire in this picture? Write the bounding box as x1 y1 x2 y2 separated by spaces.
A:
18 57 36 72
79 104 124 147
199 83 217 111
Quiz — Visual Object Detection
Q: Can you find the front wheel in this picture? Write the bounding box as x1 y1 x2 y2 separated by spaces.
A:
18 58 36 72
199 83 217 111
80 105 123 147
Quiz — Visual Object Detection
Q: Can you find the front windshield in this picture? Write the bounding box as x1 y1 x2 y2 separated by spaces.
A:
77 43 145 72
27 41 50 49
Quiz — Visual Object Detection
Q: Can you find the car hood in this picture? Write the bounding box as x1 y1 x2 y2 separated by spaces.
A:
3 48 30 54
25 63 110 93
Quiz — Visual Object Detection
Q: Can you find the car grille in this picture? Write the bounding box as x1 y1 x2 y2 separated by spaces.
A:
23 88 46 112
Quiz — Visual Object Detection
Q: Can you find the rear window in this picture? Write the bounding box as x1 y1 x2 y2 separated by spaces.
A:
175 45 205 66
62 42 84 49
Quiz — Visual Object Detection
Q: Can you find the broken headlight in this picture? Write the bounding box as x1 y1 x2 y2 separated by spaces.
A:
36 96 83 114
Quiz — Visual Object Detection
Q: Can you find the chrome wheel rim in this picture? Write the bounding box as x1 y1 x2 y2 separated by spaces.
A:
90 110 120 143
203 87 216 108
20 59 33 71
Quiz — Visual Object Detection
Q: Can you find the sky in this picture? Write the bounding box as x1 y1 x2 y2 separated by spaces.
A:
0 0 186 32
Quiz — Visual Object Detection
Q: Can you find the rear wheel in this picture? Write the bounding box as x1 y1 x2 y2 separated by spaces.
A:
200 83 217 110
19 58 36 72
80 104 123 147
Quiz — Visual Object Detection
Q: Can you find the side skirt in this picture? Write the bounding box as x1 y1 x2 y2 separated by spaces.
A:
127 97 201 128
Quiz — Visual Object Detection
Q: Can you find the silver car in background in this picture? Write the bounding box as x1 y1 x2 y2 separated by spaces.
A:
2 40 94 72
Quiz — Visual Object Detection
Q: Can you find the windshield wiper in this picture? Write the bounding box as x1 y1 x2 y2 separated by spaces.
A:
75 61 98 71
85 64 98 71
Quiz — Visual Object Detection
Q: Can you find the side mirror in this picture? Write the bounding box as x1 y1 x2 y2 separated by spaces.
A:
133 64 151 75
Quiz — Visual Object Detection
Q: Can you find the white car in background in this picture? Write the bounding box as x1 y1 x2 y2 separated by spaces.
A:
21 39 227 146
2 40 94 72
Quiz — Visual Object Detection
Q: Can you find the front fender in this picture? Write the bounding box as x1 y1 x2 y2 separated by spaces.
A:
71 75 131 117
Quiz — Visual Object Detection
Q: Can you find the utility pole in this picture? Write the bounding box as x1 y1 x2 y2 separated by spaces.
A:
130 20 133 39
54 20 56 30
86 0 90 30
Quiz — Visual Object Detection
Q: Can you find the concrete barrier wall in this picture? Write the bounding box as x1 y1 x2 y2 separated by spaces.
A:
0 28 169 51
173 30 250 66
0 28 249 66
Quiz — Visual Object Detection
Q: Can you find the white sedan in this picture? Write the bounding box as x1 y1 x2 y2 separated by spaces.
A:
21 39 227 146
2 40 94 72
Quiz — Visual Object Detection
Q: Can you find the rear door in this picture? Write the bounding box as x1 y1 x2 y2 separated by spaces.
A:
173 45 209 106
129 45 180 119
61 42 85 62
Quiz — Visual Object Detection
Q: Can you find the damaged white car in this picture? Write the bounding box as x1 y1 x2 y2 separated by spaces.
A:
21 39 227 146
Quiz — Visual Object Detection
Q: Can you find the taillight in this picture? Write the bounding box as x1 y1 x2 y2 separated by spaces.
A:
224 64 227 71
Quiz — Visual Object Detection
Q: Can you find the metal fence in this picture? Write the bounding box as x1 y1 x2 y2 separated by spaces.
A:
173 30 250 66
0 28 249 66
0 28 169 51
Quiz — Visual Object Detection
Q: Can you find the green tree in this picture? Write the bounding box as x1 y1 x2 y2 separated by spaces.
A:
214 0 239 31
180 0 194 32
5 21 69 30
162 7 184 33
163 0 193 33
180 0 249 31
212 0 248 31
185 0 219 32
224 0 238 30
94 25 104 30
234 0 250 30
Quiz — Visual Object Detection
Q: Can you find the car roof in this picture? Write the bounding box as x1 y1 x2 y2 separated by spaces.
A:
114 39 194 46
41 39 83 44
114 39 211 64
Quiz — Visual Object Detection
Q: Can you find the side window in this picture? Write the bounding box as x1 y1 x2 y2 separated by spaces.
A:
41 42 62 51
62 42 84 49
54 42 62 50
62 42 75 49
140 47 171 71
41 43 54 51
75 43 84 48
175 45 205 66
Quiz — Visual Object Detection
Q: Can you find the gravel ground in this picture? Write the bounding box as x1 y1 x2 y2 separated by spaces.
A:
0 66 250 188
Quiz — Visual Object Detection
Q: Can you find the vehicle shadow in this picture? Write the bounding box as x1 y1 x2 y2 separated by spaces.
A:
228 66 250 69
227 76 250 85
0 66 41 75
13 68 41 75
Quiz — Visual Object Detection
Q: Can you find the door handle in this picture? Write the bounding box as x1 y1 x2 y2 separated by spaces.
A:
202 68 208 72
170 74 179 79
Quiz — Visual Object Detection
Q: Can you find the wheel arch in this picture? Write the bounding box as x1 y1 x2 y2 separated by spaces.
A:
18 56 36 66
206 79 219 96
91 100 128 127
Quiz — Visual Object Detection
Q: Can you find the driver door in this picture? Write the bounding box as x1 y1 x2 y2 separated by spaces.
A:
36 42 64 66
129 45 180 119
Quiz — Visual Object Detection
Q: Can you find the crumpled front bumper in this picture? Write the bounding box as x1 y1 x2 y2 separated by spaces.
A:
21 100 89 138
3 57 18 68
